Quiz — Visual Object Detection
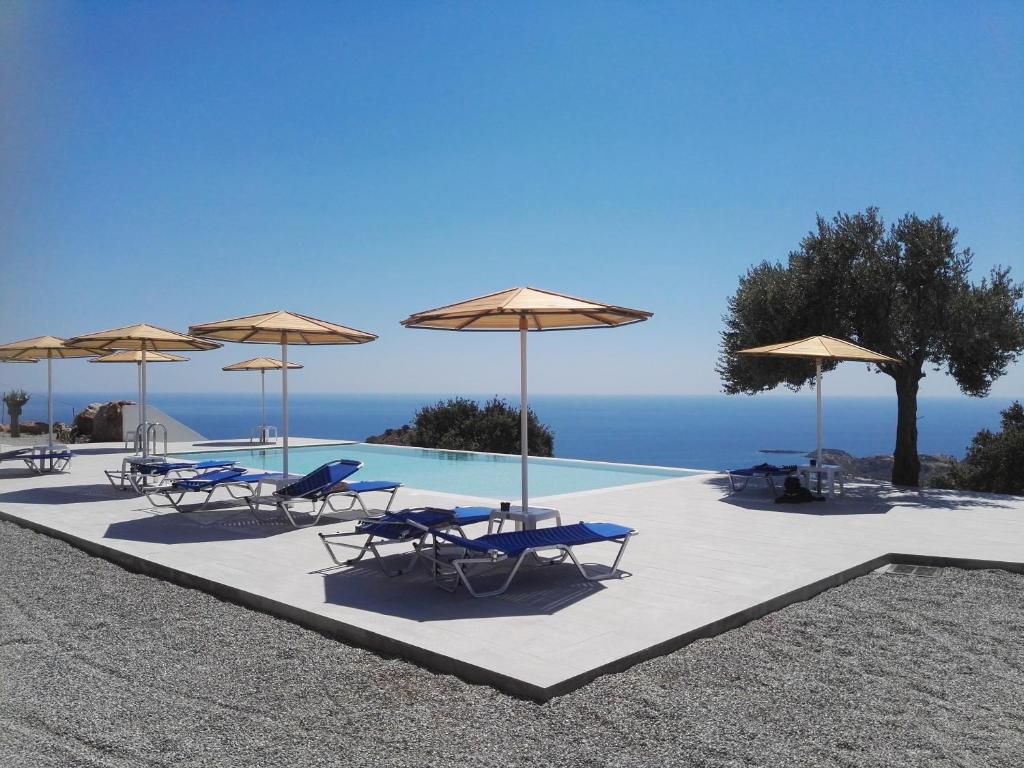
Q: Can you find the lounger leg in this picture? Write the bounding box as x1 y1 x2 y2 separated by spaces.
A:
563 535 633 581
281 501 324 528
451 552 527 598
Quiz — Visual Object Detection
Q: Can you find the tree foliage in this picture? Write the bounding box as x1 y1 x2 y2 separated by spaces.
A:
718 209 1024 486
931 402 1024 495
366 397 554 457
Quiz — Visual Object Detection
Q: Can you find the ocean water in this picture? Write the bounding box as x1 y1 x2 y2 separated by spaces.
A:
10 392 1014 471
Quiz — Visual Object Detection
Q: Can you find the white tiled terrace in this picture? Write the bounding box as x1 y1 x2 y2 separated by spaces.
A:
1 438 1022 701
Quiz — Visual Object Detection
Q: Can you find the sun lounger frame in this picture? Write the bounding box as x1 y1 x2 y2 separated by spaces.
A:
142 469 276 512
244 459 401 528
319 507 490 576
105 457 239 493
414 522 637 598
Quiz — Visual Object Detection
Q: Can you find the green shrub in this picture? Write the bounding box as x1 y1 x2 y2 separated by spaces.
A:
367 397 554 456
931 402 1024 495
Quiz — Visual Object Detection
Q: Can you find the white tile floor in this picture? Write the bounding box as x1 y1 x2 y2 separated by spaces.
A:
2 439 1022 700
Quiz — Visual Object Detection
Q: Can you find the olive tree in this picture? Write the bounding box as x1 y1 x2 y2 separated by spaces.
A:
718 209 1024 487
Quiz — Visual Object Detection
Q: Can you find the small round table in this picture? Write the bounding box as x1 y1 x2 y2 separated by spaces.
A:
797 464 845 498
488 505 562 533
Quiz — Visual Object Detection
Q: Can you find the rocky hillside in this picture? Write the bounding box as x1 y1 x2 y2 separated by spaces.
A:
800 449 955 485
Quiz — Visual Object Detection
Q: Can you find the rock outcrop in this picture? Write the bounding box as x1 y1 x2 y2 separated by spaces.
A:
73 401 133 442
93 401 132 442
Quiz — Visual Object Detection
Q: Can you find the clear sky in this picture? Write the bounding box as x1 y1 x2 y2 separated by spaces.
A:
2 1 1022 399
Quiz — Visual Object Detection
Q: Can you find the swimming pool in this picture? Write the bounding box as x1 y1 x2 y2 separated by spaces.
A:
175 443 700 498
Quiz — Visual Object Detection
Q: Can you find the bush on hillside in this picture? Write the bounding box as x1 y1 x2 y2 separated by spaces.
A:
366 397 554 456
930 402 1024 495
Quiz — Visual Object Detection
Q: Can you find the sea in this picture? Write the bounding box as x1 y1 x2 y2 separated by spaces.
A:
11 392 1016 471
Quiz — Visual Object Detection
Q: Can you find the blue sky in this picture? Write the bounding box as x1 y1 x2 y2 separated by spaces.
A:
1 1 1022 399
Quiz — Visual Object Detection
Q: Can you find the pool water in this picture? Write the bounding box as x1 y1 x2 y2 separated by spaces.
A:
175 443 700 499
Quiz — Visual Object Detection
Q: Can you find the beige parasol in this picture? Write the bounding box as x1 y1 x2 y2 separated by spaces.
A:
66 324 220 456
190 312 376 476
738 335 899 471
91 351 190 427
0 337 100 447
222 357 303 442
402 287 652 512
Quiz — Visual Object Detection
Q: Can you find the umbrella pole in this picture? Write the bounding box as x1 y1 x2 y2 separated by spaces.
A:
141 348 148 458
282 342 289 478
520 315 529 513
47 352 53 448
260 369 266 440
816 357 823 493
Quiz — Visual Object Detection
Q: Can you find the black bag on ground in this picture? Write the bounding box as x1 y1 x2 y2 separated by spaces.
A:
775 475 825 503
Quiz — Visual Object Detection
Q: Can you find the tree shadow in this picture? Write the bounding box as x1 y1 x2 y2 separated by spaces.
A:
704 472 1018 514
706 474 893 515
320 556 619 620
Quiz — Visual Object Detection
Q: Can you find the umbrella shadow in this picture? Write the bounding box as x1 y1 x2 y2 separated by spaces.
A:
191 440 271 448
64 446 137 456
320 554 625 620
0 483 126 504
104 505 300 544
103 503 354 544
706 474 896 516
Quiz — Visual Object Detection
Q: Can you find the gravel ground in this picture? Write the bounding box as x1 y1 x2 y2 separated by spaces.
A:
2 520 1023 768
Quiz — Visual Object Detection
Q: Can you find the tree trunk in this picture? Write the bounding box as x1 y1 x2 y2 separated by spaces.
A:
9 411 20 438
892 373 921 487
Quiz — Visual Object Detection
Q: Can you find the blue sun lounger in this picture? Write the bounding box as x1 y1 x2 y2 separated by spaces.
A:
245 459 402 528
319 506 492 576
143 467 278 512
22 447 74 474
106 456 239 492
414 521 637 597
726 463 797 494
2 446 70 473
0 447 33 465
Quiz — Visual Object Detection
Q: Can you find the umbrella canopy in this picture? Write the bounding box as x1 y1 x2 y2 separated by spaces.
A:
736 335 898 364
402 286 652 331
738 335 899 475
190 311 376 344
222 356 303 371
66 324 220 456
190 312 376 476
402 287 652 512
0 336 100 446
0 336 101 360
65 324 221 352
90 350 190 364
90 351 189 432
222 357 303 439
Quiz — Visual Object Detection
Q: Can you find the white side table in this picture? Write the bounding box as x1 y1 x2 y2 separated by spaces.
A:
488 505 561 533
797 464 845 498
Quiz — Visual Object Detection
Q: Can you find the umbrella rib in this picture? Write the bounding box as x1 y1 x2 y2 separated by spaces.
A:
454 312 492 331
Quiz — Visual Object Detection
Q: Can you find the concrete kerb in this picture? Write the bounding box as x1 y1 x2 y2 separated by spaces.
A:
4 504 1022 702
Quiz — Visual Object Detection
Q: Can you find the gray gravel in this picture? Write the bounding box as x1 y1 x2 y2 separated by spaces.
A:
2 520 1023 768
